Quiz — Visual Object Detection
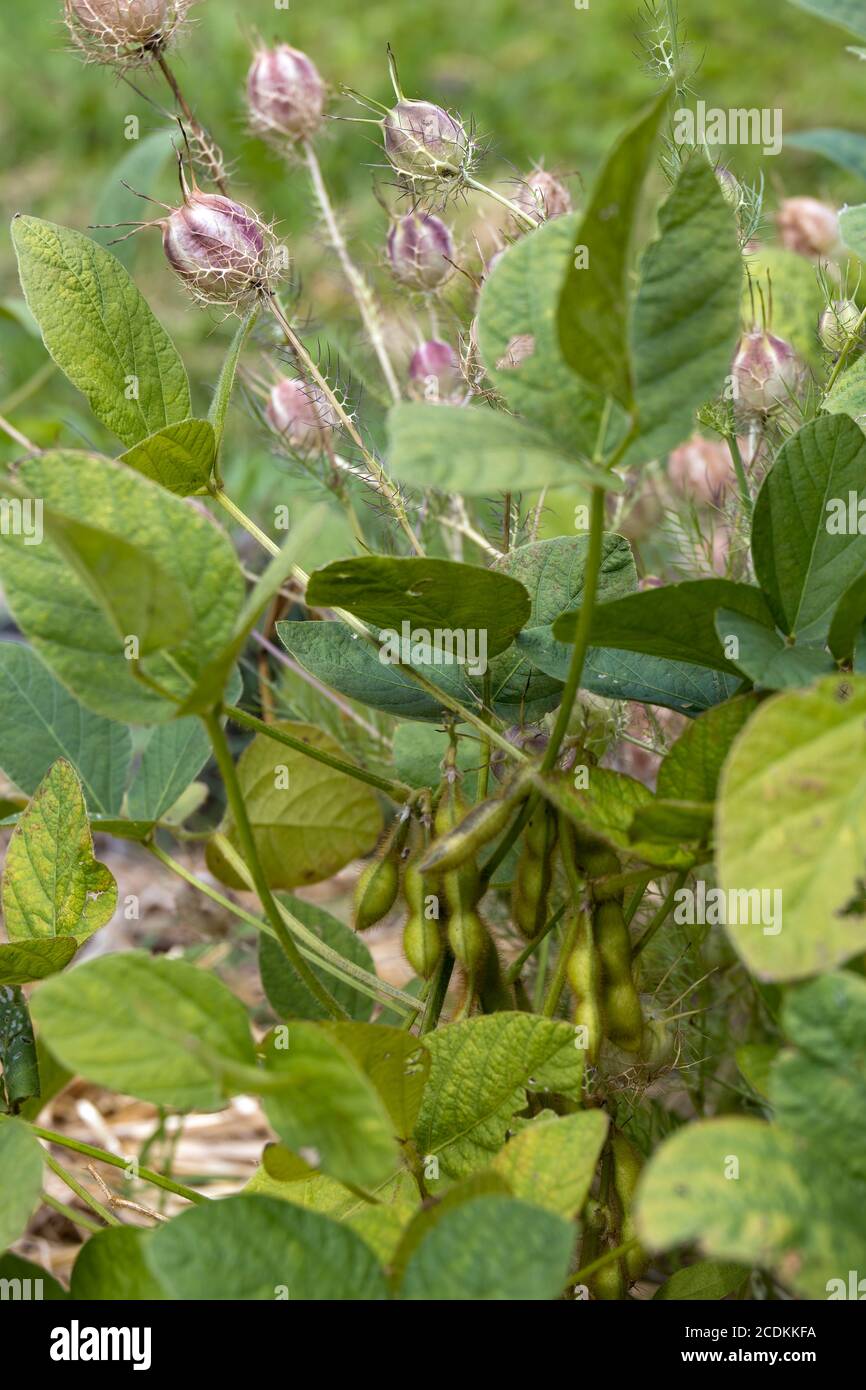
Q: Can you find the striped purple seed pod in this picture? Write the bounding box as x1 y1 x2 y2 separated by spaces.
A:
383 100 467 175
247 44 325 143
161 188 280 308
387 212 454 291
265 378 338 457
64 0 190 66
408 339 460 400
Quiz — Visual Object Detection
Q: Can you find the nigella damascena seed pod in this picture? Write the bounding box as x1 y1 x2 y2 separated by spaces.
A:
387 213 454 290
819 300 861 354
513 169 572 225
64 0 189 67
408 339 460 401
383 100 468 176
731 330 803 414
266 378 338 456
162 190 281 309
776 197 840 259
247 44 325 143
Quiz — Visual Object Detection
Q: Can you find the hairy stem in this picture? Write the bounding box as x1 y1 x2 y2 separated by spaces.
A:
464 175 537 230
156 53 228 194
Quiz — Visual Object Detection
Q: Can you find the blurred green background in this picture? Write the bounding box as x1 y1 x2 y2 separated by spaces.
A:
1 0 863 502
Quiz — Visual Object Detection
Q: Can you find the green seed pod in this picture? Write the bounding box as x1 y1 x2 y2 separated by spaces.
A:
611 1133 648 1283
419 793 519 875
511 804 557 940
640 1016 677 1072
447 907 488 969
403 914 443 979
478 940 514 1012
566 910 603 1065
353 854 400 932
595 900 643 1052
589 1258 626 1301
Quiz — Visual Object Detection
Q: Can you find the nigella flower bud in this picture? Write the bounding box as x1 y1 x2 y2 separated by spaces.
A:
776 197 840 259
513 169 572 226
668 434 733 506
383 100 468 176
266 378 338 456
732 330 803 414
408 339 460 401
818 299 861 354
161 186 282 309
387 212 454 290
64 0 189 67
247 44 325 143
715 166 741 210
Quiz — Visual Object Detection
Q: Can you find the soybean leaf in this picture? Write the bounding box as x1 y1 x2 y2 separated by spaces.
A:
207 721 381 891
628 799 714 847
716 674 866 978
0 1118 44 1250
322 1022 430 1140
477 213 627 454
824 351 866 420
146 1194 388 1300
0 451 244 724
0 987 40 1109
90 129 174 269
306 556 531 660
787 0 866 38
840 202 866 258
415 1014 584 1180
828 571 866 660
209 306 260 452
490 1111 609 1220
126 718 211 823
623 153 743 468
716 608 835 690
119 418 215 496
558 86 670 403
0 939 78 986
543 768 695 869
736 1042 778 1100
2 760 116 944
553 580 773 674
0 641 131 815
11 216 190 446
751 414 866 642
259 896 376 1023
399 1195 575 1301
0 1253 67 1300
70 1226 166 1300
653 1262 749 1300
393 723 479 795
258 1025 399 1189
656 695 759 802
30 952 257 1110
386 402 623 496
787 129 866 180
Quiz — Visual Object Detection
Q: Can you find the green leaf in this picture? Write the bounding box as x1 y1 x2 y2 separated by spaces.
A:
70 1226 166 1299
0 987 40 1109
126 718 210 823
0 938 77 986
0 451 245 724
787 0 866 38
736 1042 778 1100
209 306 260 453
715 608 835 690
0 1252 67 1299
11 216 190 447
415 1013 584 1180
628 798 713 847
322 1022 430 1140
623 152 743 468
386 402 623 496
277 621 476 724
393 723 479 794
653 1261 749 1300
825 352 866 422
258 1025 399 1189
2 760 116 944
260 896 375 1023
307 556 531 660
0 641 131 815
716 674 866 979
0 1117 44 1250
90 129 174 270
400 1195 575 1300
656 695 759 802
752 415 866 642
30 952 257 1110
210 721 382 892
829 570 866 660
787 129 866 180
840 201 866 258
543 767 694 869
478 213 626 453
146 1193 388 1299
119 419 215 496
553 579 773 674
490 1111 609 1219
558 87 670 404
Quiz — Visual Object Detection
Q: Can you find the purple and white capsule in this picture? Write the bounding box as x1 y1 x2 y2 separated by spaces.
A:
387 212 454 291
408 339 460 400
64 0 189 66
266 378 339 457
731 330 803 414
247 44 325 143
383 99 468 175
161 189 279 308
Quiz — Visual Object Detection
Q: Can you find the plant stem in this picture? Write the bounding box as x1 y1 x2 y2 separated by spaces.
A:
541 904 580 1017
541 484 606 773
0 411 37 453
565 1237 640 1291
28 1123 208 1204
421 949 455 1034
156 53 228 194
726 431 753 517
42 1191 103 1235
0 359 55 415
825 302 866 394
213 488 280 556
464 175 537 229
504 904 565 984
202 708 348 1021
632 871 688 958
225 703 411 801
44 1153 119 1227
303 141 401 405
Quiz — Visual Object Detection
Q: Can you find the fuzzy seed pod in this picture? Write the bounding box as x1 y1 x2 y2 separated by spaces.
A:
247 44 326 144
668 433 733 506
403 914 443 979
819 299 862 354
776 196 840 259
513 169 572 225
566 910 603 1065
161 184 283 309
611 1133 649 1283
419 790 521 875
64 0 190 67
714 165 741 209
387 213 454 291
354 856 400 932
383 99 468 175
731 330 803 414
266 378 339 457
511 804 557 941
447 907 488 970
408 339 461 401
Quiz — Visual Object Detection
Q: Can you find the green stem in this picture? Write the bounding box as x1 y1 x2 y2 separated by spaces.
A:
632 871 688 958
825 302 866 394
421 949 455 1035
213 488 280 556
565 1237 640 1290
504 904 566 985
44 1153 119 1227
202 709 348 1021
226 704 411 802
726 432 753 517
464 175 537 230
28 1122 208 1203
42 1191 103 1235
